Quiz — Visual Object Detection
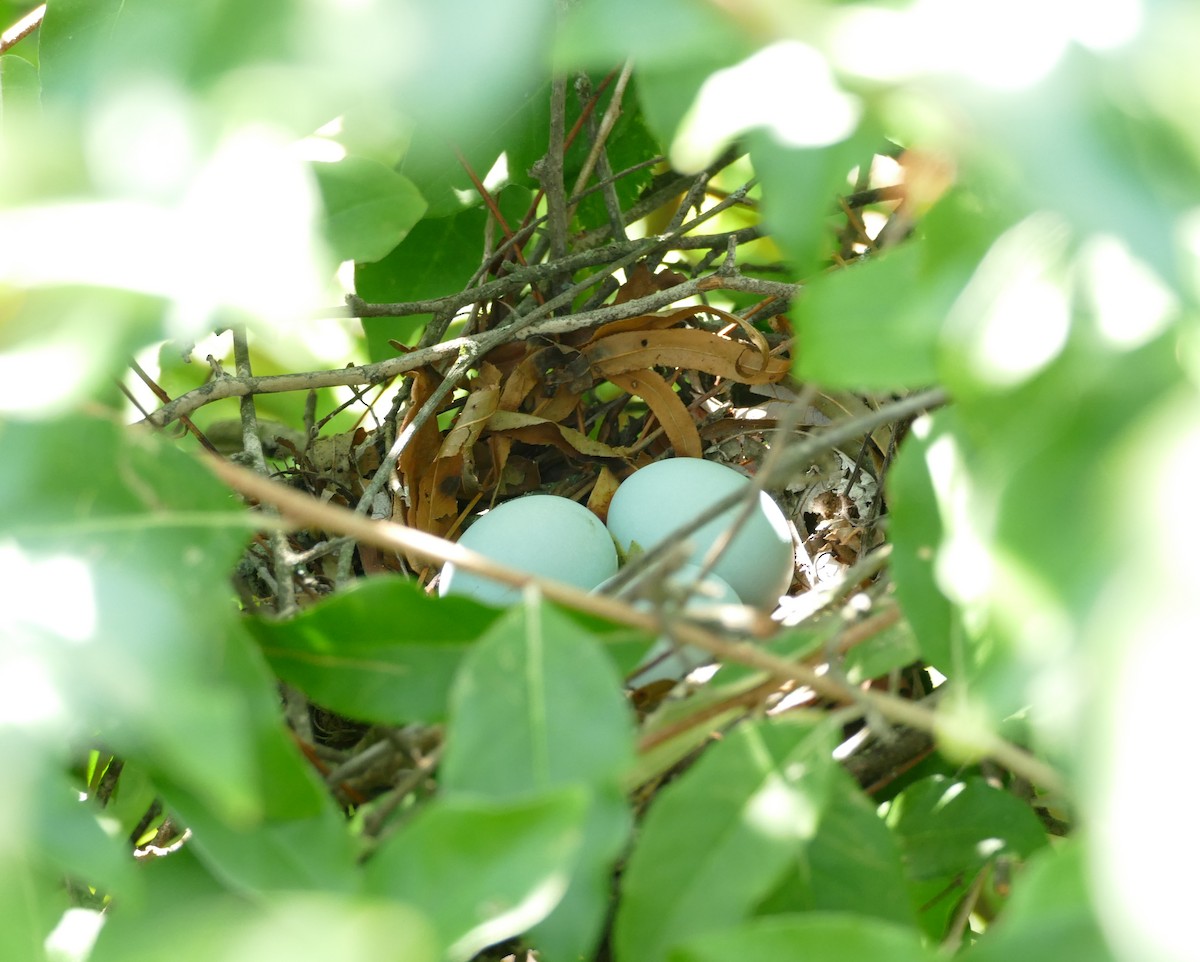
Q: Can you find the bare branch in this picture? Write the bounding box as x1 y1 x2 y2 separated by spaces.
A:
205 448 1066 795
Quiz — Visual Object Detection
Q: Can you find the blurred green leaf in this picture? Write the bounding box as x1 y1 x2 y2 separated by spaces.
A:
613 717 836 962
0 52 39 115
749 131 875 278
669 913 935 962
842 617 921 685
248 577 500 725
0 288 166 417
439 598 636 962
966 52 1188 291
168 803 358 896
91 891 439 962
364 790 588 962
792 243 944 390
0 855 61 962
886 775 1047 883
755 768 916 927
964 842 1116 962
885 410 959 675
0 416 262 819
399 81 549 219
35 767 138 899
557 0 738 70
312 157 427 264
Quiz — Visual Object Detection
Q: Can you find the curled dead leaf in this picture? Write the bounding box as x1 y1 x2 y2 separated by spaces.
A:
603 369 702 459
584 328 789 385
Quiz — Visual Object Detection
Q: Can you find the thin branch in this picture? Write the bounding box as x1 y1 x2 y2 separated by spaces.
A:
568 61 635 238
345 228 761 321
544 76 570 271
150 252 797 431
0 3 44 55
233 326 297 616
203 412 1065 796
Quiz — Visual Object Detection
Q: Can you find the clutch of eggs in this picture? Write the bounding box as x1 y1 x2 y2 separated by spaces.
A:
440 458 794 614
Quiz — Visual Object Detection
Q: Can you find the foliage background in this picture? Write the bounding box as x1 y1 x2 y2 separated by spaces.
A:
3 1 1199 961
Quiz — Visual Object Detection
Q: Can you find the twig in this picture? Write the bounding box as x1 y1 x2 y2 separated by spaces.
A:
149 256 797 431
233 326 297 616
202 420 1066 796
568 62 635 237
0 3 43 55
128 357 220 454
543 76 570 276
345 229 763 320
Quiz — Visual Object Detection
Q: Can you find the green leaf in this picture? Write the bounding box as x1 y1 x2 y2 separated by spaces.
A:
792 243 944 390
0 288 167 417
35 765 140 899
885 410 959 674
0 415 275 822
749 130 875 278
399 81 549 219
312 157 427 264
248 577 499 725
886 775 1048 883
439 598 636 962
0 854 62 962
964 842 1117 962
364 790 588 962
613 717 836 962
91 891 440 962
440 599 635 794
669 913 935 962
167 802 358 896
970 52 1187 290
557 0 742 72
528 786 630 962
842 616 921 685
0 53 40 122
38 0 295 104
755 768 916 927
354 206 488 360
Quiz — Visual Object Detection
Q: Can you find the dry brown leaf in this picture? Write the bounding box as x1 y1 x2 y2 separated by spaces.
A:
591 308 689 341
396 371 451 544
486 410 637 461
499 357 544 411
584 328 789 385
603 369 703 459
587 465 622 522
614 262 687 305
439 362 501 460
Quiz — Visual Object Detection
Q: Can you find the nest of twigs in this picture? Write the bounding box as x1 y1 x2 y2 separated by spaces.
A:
147 136 942 866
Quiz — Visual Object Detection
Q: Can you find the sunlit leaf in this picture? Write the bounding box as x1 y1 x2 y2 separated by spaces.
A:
885 410 959 675
749 131 874 279
90 891 439 962
842 617 921 685
963 842 1116 962
669 912 934 962
364 790 587 962
355 206 488 359
755 769 916 927
886 775 1047 883
614 718 836 962
0 416 335 833
792 243 944 390
312 157 427 264
439 598 635 962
